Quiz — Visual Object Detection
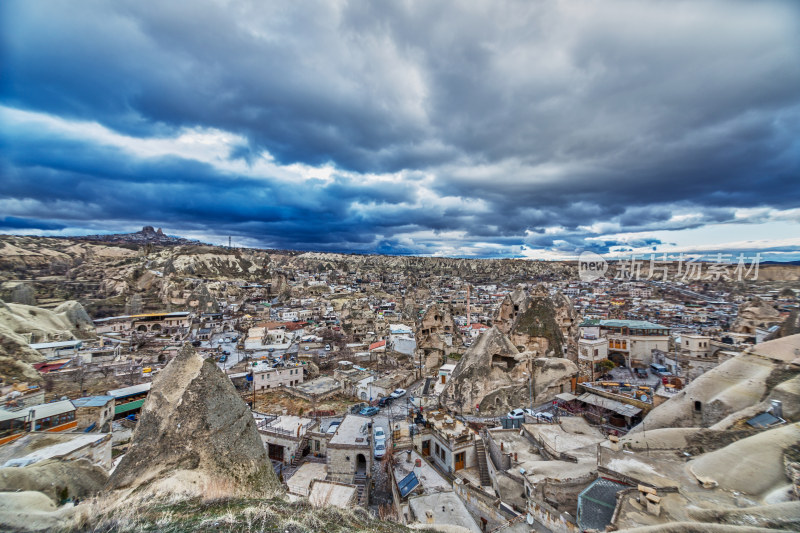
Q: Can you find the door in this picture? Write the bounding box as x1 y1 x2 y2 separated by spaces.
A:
422 439 430 456
268 443 284 462
441 375 446 384
454 451 465 471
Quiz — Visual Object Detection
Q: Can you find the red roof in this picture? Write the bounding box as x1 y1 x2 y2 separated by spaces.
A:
369 340 386 350
34 361 70 373
469 323 489 330
284 321 308 331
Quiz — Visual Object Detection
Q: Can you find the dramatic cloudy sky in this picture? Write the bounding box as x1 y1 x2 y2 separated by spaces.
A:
2 0 799 259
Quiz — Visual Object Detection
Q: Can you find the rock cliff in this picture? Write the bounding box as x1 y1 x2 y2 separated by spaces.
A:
732 296 781 334
106 344 279 499
441 326 577 415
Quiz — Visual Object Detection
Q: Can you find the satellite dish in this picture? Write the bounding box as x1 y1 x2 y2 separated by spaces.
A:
640 394 648 402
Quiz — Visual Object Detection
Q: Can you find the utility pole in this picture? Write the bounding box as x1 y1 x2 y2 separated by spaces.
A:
528 350 538 412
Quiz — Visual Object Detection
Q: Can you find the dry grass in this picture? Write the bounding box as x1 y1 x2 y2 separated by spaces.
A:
77 492 429 533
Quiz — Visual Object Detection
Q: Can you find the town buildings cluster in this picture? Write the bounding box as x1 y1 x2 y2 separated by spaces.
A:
1 238 798 532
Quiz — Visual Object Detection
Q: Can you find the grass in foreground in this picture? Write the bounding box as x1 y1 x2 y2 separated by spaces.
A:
79 495 430 533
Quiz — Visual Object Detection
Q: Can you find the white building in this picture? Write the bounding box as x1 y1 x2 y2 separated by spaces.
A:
251 361 304 390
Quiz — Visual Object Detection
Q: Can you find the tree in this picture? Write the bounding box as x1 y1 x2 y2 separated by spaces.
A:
73 359 88 395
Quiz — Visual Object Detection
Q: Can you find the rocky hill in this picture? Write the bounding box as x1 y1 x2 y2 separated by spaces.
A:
0 299 95 383
441 326 577 415
71 225 199 246
107 344 280 500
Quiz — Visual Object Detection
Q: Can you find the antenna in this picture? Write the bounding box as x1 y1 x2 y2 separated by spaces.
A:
229 236 232 248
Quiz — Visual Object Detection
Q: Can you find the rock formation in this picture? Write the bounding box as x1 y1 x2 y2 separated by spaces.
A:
0 300 95 383
10 283 36 306
106 343 280 499
494 285 578 359
0 458 107 503
415 303 463 370
631 334 800 433
732 296 782 334
187 282 219 313
441 326 577 415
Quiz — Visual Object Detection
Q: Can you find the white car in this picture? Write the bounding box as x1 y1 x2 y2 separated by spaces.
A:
374 440 386 460
373 426 386 442
390 388 407 399
507 408 525 419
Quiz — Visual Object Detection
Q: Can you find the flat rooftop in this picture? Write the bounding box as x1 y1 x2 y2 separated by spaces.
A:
264 415 315 435
487 428 544 470
408 492 481 532
328 414 371 447
0 432 109 467
523 417 605 455
426 410 475 441
294 376 341 395
287 462 327 496
393 450 451 495
309 480 357 509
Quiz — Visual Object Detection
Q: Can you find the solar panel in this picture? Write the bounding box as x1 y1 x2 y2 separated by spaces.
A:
398 471 419 498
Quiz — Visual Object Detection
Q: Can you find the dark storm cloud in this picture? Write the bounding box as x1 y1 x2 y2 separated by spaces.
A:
0 217 66 231
1 0 799 256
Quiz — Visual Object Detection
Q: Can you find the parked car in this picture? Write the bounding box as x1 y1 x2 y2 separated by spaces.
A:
507 408 526 419
374 440 386 460
325 344 331 351
373 426 386 442
219 355 228 363
378 396 394 407
634 368 648 378
222 350 231 355
535 412 555 423
359 406 380 417
390 388 407 399
650 363 672 377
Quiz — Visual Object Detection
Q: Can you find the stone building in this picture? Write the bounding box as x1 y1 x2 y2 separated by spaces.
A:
258 414 317 464
72 395 115 432
326 414 373 485
419 410 478 475
251 361 304 391
578 319 670 368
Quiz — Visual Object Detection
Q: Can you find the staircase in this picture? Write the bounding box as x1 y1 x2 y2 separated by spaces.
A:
354 473 369 506
475 440 491 487
291 436 309 467
423 377 433 395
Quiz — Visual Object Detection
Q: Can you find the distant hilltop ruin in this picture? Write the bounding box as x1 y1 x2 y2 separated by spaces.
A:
70 226 199 246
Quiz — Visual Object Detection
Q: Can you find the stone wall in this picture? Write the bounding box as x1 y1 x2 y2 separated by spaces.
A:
326 446 371 484
526 498 580 533
452 478 511 532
